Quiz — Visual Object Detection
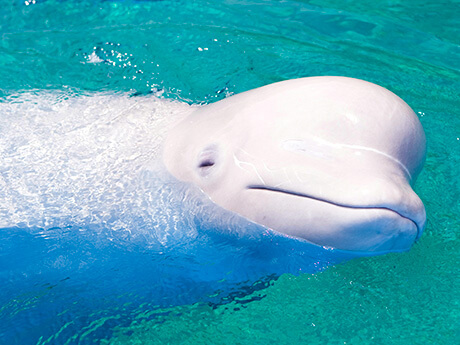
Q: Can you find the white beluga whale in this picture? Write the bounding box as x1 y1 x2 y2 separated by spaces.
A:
163 76 426 253
0 77 426 254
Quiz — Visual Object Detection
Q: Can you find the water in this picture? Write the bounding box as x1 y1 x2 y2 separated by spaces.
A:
1 0 459 344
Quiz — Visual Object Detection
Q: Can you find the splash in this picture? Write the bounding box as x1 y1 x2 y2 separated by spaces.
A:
0 91 198 240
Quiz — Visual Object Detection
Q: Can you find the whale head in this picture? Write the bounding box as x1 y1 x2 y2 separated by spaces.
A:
163 77 426 253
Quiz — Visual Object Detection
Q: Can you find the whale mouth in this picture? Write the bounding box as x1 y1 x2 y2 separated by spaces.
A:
246 185 420 250
247 185 365 209
246 185 416 222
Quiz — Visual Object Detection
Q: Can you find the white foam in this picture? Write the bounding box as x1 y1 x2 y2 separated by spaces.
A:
0 91 205 244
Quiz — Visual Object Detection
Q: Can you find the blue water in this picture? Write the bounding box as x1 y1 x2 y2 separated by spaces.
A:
1 0 459 344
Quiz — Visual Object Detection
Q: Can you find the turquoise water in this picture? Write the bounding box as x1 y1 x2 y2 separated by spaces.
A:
1 0 459 344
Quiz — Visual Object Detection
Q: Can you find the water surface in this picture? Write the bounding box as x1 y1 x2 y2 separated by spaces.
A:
0 0 459 344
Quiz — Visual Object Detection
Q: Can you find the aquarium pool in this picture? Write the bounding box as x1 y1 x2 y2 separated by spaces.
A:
0 0 459 344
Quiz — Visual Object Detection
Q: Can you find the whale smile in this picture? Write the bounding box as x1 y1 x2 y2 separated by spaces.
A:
246 184 420 232
247 184 415 218
243 184 420 252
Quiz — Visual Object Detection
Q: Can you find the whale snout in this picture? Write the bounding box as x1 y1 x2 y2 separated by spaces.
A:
238 184 424 253
221 141 425 252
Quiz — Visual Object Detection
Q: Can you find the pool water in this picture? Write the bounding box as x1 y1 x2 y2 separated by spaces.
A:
1 0 459 344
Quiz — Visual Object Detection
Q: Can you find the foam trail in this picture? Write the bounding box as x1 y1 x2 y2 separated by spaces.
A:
0 91 199 240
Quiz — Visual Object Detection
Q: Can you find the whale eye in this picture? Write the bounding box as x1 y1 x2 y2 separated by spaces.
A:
197 145 219 177
198 158 215 169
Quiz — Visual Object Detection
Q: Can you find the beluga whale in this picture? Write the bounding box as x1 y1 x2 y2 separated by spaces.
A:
163 76 426 253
